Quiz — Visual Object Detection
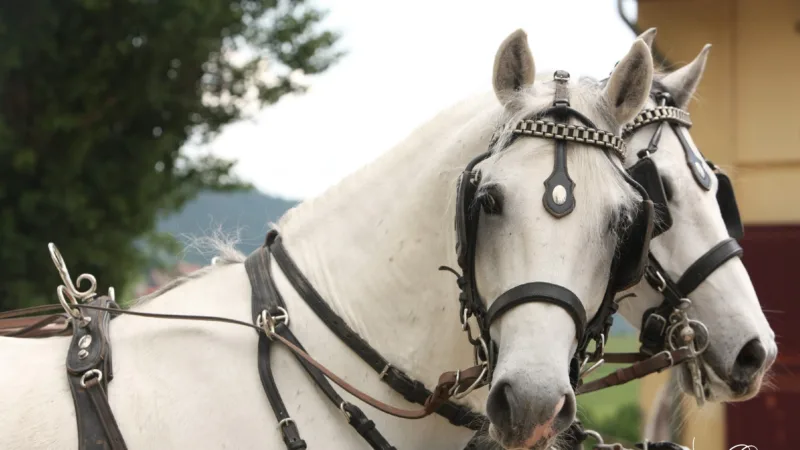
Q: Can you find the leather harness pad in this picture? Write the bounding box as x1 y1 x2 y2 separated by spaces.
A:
715 171 744 239
65 296 127 450
628 158 672 237
612 199 655 292
455 170 479 268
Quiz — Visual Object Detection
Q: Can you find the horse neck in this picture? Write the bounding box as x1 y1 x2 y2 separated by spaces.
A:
274 93 499 400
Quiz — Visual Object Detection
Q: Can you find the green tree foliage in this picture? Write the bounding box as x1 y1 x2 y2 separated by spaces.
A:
0 0 342 310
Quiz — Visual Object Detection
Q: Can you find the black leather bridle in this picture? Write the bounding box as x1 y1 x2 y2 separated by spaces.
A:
622 90 746 403
446 70 655 390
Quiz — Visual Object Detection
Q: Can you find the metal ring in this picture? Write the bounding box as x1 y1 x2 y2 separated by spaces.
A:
448 370 461 396
256 307 290 337
666 322 684 351
339 402 352 421
590 334 606 360
584 429 604 444
452 364 489 400
379 364 392 380
277 418 294 429
80 369 103 388
655 271 666 293
688 319 710 354
653 350 674 372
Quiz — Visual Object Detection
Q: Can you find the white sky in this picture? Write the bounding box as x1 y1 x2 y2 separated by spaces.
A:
205 0 640 200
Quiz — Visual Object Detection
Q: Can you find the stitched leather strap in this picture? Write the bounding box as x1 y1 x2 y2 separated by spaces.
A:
245 246 307 450
676 238 743 296
576 347 693 395
486 282 586 344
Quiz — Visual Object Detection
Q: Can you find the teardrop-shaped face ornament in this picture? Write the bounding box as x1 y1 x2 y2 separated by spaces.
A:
694 161 706 180
673 126 712 191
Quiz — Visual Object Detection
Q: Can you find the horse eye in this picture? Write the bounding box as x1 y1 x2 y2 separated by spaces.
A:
477 183 503 215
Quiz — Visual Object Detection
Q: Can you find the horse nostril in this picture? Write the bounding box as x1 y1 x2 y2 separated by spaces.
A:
731 338 767 391
553 393 576 430
486 381 517 433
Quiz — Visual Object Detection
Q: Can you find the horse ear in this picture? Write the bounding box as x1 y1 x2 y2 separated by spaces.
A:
604 39 654 125
658 44 711 109
492 29 536 106
637 27 657 48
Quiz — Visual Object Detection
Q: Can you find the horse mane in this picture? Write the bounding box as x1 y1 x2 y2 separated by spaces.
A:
131 228 248 306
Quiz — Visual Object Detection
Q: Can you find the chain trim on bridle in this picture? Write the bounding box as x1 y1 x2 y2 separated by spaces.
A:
512 118 627 161
622 105 692 137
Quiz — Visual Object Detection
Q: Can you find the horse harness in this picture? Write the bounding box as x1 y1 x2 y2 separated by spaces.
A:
620 90 745 406
0 73 714 450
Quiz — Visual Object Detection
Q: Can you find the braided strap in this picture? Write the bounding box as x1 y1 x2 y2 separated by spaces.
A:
512 119 626 161
623 106 692 137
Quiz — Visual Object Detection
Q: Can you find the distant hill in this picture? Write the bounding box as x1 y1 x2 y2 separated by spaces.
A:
156 189 298 265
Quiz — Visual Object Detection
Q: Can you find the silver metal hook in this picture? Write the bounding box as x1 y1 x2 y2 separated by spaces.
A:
48 242 98 302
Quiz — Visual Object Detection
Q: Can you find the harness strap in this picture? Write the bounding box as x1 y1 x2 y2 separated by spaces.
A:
65 296 127 450
576 347 693 395
676 238 743 296
267 232 486 430
246 245 396 450
245 248 308 450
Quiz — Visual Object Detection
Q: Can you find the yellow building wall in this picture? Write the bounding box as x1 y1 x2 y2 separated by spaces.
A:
638 0 800 225
636 0 800 448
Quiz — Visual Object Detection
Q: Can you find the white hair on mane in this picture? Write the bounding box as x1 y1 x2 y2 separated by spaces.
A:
131 226 247 306
486 72 642 249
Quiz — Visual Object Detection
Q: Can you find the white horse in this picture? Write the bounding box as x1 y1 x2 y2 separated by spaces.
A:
615 29 776 405
0 31 656 450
